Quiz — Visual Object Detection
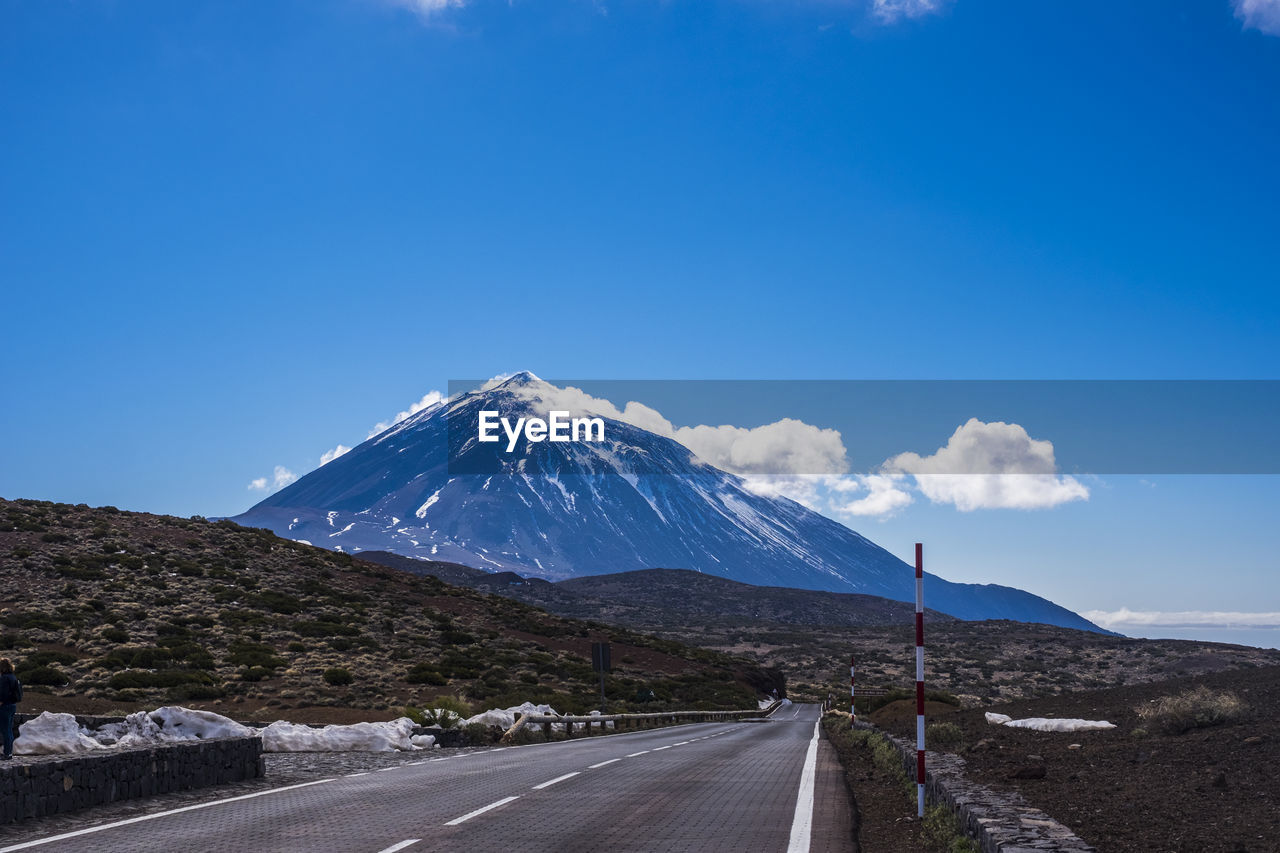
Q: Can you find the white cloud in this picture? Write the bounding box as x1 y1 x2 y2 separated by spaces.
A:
872 0 949 23
884 418 1088 511
247 465 298 494
501 377 1085 517
320 444 351 466
831 474 914 517
272 465 297 489
369 390 445 438
1233 0 1280 35
382 0 469 19
673 419 849 478
504 377 849 478
1083 608 1280 630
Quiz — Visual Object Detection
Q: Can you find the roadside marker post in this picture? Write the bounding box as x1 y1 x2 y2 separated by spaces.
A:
915 542 925 819
850 655 856 725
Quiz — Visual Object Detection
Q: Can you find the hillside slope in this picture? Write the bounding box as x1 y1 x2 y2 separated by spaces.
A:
0 498 782 722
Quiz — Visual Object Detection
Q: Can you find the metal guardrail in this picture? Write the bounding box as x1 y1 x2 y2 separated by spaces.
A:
501 701 784 743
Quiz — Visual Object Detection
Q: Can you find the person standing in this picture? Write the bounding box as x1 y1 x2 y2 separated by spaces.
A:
0 658 22 760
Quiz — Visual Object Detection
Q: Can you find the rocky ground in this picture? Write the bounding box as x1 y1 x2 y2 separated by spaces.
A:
874 664 1280 853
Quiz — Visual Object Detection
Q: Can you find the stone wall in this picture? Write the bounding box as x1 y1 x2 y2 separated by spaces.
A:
857 722 1097 852
0 737 263 824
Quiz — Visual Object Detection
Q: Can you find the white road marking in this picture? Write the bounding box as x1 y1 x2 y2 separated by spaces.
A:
786 720 820 853
652 745 672 751
376 841 420 853
443 796 520 826
0 779 335 852
588 758 622 769
347 772 370 777
532 772 580 790
626 750 649 757
376 767 399 772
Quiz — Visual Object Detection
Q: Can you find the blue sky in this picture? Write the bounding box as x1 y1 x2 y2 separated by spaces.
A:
2 0 1278 645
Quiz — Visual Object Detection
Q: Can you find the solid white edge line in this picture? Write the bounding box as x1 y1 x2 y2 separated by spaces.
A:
0 779 336 853
532 772 580 790
786 720 820 853
443 796 520 826
588 758 622 769
376 841 421 853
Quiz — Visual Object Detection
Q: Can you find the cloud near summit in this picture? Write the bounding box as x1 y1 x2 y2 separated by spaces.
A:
499 377 1087 517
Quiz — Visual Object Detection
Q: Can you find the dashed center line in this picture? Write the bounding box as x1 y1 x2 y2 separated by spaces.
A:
626 750 649 757
652 745 672 751
375 840 420 853
443 796 520 826
532 772 580 790
588 758 622 769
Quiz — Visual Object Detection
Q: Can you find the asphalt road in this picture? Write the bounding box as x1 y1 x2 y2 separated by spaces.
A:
0 703 854 853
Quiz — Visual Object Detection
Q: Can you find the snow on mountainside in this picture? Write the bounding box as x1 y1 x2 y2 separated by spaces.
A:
231 373 1107 632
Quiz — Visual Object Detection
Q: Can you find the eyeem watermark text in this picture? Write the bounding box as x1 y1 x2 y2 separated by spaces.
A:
478 410 605 452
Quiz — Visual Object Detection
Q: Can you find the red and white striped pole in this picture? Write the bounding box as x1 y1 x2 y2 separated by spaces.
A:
914 542 926 819
850 654 856 725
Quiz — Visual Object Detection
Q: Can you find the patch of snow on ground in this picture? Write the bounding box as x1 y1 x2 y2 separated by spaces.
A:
14 708 437 755
985 711 1115 732
13 713 103 754
465 702 558 731
261 718 431 752
415 488 443 519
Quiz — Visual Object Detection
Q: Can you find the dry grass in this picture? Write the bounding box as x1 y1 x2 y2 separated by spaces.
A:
1136 685 1247 734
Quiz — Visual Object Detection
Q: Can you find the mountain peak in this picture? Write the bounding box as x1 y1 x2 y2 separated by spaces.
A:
490 371 544 389
233 376 1109 634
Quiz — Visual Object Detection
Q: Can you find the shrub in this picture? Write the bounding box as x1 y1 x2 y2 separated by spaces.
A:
168 683 225 701
129 647 173 668
238 666 275 682
927 721 963 749
294 620 361 638
922 804 979 853
19 650 78 669
21 665 70 686
421 694 472 727
323 668 354 686
464 722 495 743
1137 686 1246 734
101 627 130 643
405 663 448 685
108 669 212 690
227 641 285 670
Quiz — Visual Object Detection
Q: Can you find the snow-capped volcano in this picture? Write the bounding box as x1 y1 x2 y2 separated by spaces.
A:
231 373 1105 631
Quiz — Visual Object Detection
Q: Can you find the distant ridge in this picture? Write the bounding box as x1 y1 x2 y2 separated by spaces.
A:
359 550 959 629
